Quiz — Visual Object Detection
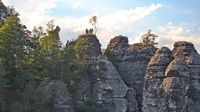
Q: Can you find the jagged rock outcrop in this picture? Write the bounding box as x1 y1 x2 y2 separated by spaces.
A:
62 34 200 112
161 59 189 112
172 41 200 112
143 47 174 112
143 41 200 112
75 34 102 59
74 35 139 112
48 80 75 112
95 55 130 112
72 34 102 110
105 35 156 111
105 35 130 56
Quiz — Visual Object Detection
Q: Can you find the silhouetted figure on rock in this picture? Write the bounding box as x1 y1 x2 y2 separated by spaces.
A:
85 28 89 34
89 28 93 34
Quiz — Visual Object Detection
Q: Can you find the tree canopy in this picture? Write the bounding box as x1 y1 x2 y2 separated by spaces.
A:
141 29 158 47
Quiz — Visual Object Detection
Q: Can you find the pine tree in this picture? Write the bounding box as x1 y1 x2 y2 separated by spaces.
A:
40 20 62 80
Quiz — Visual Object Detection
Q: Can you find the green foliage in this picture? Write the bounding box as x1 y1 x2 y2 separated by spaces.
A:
0 0 7 20
63 41 86 86
131 43 155 50
140 29 158 47
0 1 19 25
0 16 31 89
0 3 96 111
19 81 51 112
63 36 99 112
0 63 7 91
0 4 62 110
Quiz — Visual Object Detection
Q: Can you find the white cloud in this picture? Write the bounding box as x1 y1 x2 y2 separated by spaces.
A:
157 22 200 52
72 1 82 8
96 4 162 44
3 0 56 28
159 27 165 32
3 0 162 48
99 4 162 29
167 21 172 25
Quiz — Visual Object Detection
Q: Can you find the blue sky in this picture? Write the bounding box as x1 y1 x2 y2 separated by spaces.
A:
3 0 200 51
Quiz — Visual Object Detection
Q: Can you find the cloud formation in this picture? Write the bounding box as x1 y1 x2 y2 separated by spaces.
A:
3 0 199 52
158 22 200 51
3 0 162 47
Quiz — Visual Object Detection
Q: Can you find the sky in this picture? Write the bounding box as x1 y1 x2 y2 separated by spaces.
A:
2 0 200 52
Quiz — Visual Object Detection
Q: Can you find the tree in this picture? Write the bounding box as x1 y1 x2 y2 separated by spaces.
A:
0 3 54 112
89 16 97 34
0 0 7 20
0 1 19 24
141 29 158 47
0 13 34 111
40 20 62 80
0 16 31 87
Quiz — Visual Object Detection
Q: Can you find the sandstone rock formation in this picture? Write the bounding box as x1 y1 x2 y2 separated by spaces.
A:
58 34 200 112
72 34 101 110
172 41 200 112
143 47 173 112
95 55 130 112
161 59 189 112
75 34 102 59
48 80 75 112
105 35 156 111
143 41 200 112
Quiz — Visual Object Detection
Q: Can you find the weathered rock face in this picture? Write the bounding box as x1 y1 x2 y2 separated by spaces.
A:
95 55 130 112
74 35 140 112
75 34 102 58
172 41 199 63
143 41 200 112
72 34 101 110
105 35 156 111
172 41 200 112
161 59 189 112
48 80 75 112
143 47 174 112
59 34 200 112
105 35 130 54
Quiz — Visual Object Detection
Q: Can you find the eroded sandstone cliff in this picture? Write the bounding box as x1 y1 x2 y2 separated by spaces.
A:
50 34 200 112
143 41 200 112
